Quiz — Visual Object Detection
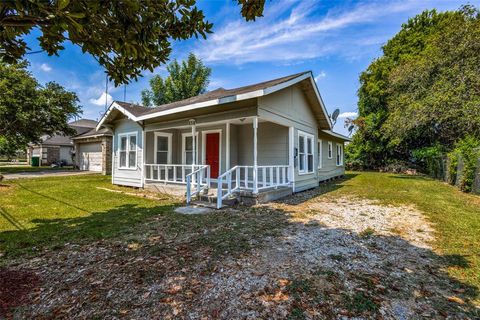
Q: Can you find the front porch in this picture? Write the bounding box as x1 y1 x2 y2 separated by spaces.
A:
142 117 294 208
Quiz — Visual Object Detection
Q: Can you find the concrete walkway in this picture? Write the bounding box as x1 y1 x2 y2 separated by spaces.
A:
2 170 98 180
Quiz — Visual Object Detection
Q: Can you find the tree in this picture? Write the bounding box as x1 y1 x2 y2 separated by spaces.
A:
141 53 211 106
0 0 265 86
347 5 480 169
0 62 81 153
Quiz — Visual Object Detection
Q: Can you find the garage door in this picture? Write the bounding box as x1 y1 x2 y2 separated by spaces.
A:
79 143 102 172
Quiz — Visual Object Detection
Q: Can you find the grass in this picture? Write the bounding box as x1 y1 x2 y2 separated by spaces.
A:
327 172 480 302
0 175 287 262
0 165 74 174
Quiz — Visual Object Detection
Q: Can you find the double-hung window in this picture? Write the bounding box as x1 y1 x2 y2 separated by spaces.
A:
336 143 343 166
182 133 198 164
328 141 333 159
155 132 172 164
119 132 137 169
298 131 314 174
317 139 322 169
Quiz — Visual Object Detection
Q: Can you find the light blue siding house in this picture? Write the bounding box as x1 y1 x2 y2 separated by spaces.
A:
97 71 350 208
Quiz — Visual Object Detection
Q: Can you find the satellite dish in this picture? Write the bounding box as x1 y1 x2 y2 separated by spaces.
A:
331 108 340 125
348 124 355 136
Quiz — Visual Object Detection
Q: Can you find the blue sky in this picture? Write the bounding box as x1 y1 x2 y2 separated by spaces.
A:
23 0 469 135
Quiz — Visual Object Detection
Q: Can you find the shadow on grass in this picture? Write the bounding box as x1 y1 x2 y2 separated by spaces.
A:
1 174 479 318
390 174 434 181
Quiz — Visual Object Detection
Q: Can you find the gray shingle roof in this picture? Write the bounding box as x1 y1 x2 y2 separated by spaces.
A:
115 71 310 117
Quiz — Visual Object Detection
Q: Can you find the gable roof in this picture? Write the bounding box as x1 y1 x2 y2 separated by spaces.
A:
97 71 332 130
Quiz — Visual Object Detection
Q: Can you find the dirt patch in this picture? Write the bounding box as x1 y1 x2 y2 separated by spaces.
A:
0 267 41 318
8 197 479 319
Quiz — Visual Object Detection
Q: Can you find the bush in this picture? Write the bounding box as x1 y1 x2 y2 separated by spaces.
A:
449 136 480 192
412 145 444 178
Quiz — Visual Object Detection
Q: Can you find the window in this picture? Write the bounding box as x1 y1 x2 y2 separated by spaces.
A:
298 131 314 174
154 132 171 164
328 141 333 159
336 143 343 166
318 139 322 169
182 133 198 164
119 132 137 169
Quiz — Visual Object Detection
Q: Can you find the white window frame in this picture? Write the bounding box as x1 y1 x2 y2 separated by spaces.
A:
118 131 138 170
182 132 199 165
336 143 344 166
154 132 172 164
298 130 314 175
328 141 333 159
318 139 322 169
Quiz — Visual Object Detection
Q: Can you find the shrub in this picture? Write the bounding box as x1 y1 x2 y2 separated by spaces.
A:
450 136 480 192
412 144 444 178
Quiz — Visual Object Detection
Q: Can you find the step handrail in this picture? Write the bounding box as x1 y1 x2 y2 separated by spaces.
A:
216 165 240 209
186 165 210 205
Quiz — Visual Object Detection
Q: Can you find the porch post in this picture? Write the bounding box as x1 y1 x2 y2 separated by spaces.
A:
226 122 230 171
253 117 258 194
141 127 146 187
289 126 295 192
189 119 196 172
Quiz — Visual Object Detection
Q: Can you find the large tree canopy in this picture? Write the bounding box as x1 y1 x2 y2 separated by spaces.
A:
141 53 211 107
0 62 81 156
347 5 480 168
0 0 265 86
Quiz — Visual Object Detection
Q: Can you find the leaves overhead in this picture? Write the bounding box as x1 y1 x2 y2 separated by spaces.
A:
0 0 265 86
141 53 211 107
347 5 480 169
0 62 81 154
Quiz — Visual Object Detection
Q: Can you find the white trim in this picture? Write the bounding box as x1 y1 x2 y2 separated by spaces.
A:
181 132 199 165
201 129 222 176
96 102 139 131
328 141 333 159
141 129 146 187
117 131 138 170
308 76 333 129
318 139 323 169
289 126 295 191
154 132 172 164
322 129 351 141
297 130 315 175
336 143 344 166
226 122 230 170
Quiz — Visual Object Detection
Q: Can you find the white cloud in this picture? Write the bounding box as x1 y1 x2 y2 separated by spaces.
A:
89 92 113 107
338 111 358 119
314 71 326 82
40 63 52 72
195 0 421 64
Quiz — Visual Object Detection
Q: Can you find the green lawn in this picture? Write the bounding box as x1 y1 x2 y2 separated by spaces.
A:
0 175 286 262
326 172 480 302
0 165 74 174
1 172 479 303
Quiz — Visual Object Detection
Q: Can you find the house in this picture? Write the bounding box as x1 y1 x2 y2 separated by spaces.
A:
96 71 350 208
72 127 112 174
27 119 112 174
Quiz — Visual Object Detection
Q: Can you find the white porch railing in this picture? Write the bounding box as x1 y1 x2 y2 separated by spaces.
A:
186 165 210 205
217 165 291 208
144 164 207 184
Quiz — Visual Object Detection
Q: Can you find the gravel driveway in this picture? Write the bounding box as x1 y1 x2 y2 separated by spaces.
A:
8 192 479 319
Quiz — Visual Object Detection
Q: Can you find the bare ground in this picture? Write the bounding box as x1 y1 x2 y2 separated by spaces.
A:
7 192 479 319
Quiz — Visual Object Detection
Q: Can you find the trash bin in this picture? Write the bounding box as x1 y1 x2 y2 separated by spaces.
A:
31 155 40 167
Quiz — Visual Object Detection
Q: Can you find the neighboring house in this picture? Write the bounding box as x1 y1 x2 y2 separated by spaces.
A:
96 71 350 208
72 127 112 174
27 119 113 174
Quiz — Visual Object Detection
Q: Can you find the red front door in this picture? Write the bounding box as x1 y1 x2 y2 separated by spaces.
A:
205 132 220 178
